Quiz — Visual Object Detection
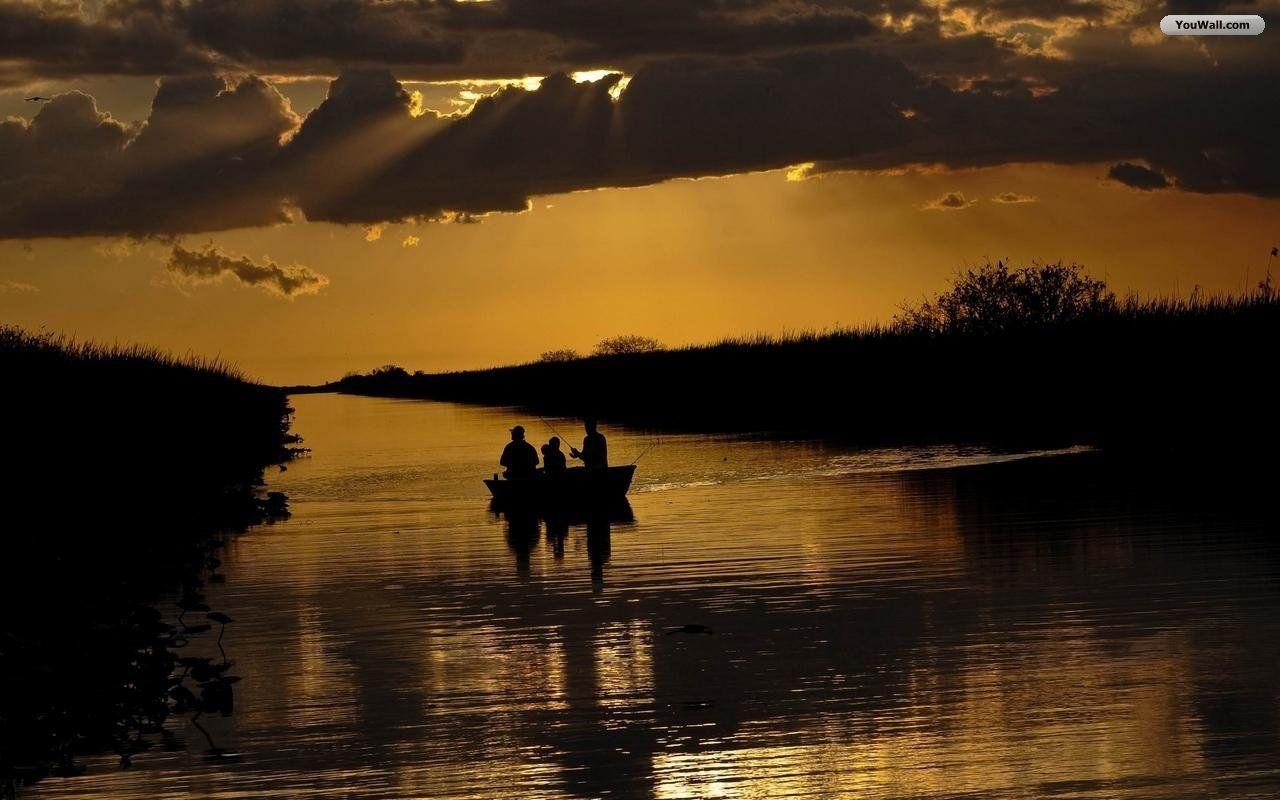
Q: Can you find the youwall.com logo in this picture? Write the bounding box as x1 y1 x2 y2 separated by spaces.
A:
1160 14 1265 35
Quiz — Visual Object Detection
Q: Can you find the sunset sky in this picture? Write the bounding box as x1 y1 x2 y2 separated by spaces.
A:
1 0 1276 384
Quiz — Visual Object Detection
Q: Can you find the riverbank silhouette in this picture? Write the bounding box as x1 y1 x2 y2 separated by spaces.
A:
304 262 1280 457
1 327 301 794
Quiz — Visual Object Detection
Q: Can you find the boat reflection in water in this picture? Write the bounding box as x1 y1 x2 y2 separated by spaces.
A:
493 499 636 584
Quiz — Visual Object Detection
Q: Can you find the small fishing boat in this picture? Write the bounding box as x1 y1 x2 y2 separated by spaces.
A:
485 465 637 506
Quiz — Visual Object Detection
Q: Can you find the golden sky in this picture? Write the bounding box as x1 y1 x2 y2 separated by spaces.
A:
2 157 1275 385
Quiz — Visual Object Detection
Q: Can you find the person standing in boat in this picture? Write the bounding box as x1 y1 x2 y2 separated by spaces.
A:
541 436 567 476
500 425 539 479
570 418 609 470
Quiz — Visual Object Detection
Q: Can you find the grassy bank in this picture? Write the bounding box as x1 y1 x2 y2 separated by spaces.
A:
317 262 1279 455
1 327 301 793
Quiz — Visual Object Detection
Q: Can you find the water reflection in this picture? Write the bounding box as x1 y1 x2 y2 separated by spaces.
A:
495 500 635 585
28 394 1280 800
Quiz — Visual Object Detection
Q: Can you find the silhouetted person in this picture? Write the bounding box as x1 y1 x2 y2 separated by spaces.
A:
541 436 567 476
500 425 539 479
570 418 608 470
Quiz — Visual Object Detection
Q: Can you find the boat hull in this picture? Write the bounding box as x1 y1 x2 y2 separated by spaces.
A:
484 465 636 506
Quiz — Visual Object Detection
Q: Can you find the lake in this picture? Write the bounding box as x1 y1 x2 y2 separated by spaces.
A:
29 393 1280 799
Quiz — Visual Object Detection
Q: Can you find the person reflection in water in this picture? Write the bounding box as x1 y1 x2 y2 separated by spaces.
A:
569 418 608 470
541 436 567 477
500 425 539 479
587 513 612 588
505 510 541 576
545 513 568 560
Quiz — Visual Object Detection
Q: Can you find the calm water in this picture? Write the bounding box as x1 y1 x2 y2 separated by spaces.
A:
32 394 1280 799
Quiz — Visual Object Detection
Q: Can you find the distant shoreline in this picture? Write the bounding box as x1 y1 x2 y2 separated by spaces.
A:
294 283 1279 457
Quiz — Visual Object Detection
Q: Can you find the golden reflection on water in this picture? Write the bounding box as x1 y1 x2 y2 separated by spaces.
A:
28 395 1280 800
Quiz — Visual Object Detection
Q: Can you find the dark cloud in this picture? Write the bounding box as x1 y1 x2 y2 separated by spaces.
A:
1108 162 1170 191
821 57 1279 198
0 91 131 236
945 0 1111 22
2 16 1278 240
0 0 218 83
0 0 890 82
0 76 296 238
446 0 877 61
1 0 1274 89
275 48 916 225
922 191 977 211
166 243 329 296
177 0 465 70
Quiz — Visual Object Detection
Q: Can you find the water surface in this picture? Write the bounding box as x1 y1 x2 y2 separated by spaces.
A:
32 393 1280 799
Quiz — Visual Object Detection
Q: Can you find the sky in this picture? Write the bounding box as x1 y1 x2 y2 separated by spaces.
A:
1 0 1277 385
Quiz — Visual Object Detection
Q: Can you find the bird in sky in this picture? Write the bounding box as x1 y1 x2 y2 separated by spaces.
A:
24 96 50 102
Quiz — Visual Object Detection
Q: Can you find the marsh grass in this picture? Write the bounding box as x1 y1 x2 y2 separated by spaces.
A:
326 262 1280 454
1 326 299 792
0 326 248 380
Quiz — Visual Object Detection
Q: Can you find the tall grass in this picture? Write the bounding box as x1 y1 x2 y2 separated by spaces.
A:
324 262 1280 455
0 326 248 381
1 326 299 792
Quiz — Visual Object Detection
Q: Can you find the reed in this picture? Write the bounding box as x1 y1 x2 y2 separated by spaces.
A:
320 262 1280 455
1 326 300 791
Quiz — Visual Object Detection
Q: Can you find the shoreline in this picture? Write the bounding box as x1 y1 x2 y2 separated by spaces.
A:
2 327 302 794
292 299 1279 458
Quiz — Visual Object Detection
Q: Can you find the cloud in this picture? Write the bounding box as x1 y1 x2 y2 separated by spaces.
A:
0 280 39 293
1108 162 1170 191
0 0 887 84
0 0 219 84
922 192 977 211
177 0 465 70
991 191 1038 204
447 0 877 61
2 10 1279 241
401 235 420 248
166 244 329 297
278 49 917 225
0 76 297 238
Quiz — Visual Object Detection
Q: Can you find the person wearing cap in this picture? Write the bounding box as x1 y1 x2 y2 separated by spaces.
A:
569 418 608 471
500 425 540 479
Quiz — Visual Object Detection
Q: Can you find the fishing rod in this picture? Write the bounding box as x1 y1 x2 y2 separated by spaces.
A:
631 437 660 465
538 415 570 443
541 414 657 465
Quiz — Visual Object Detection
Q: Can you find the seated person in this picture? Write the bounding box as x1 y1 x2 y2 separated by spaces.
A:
500 425 539 479
541 436 568 476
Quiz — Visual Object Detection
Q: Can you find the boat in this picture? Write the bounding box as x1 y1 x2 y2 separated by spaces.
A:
484 465 637 506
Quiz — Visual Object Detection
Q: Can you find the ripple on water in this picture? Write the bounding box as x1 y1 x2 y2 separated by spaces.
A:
30 395 1280 800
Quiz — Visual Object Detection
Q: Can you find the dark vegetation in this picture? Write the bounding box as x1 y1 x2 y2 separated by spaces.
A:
1 327 301 795
538 335 666 363
318 261 1280 455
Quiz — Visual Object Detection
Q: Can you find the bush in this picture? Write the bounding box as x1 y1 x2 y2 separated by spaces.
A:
369 364 409 379
593 334 664 356
538 348 581 363
895 261 1117 335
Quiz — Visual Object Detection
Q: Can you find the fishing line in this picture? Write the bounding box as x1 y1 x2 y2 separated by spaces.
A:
631 437 660 465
